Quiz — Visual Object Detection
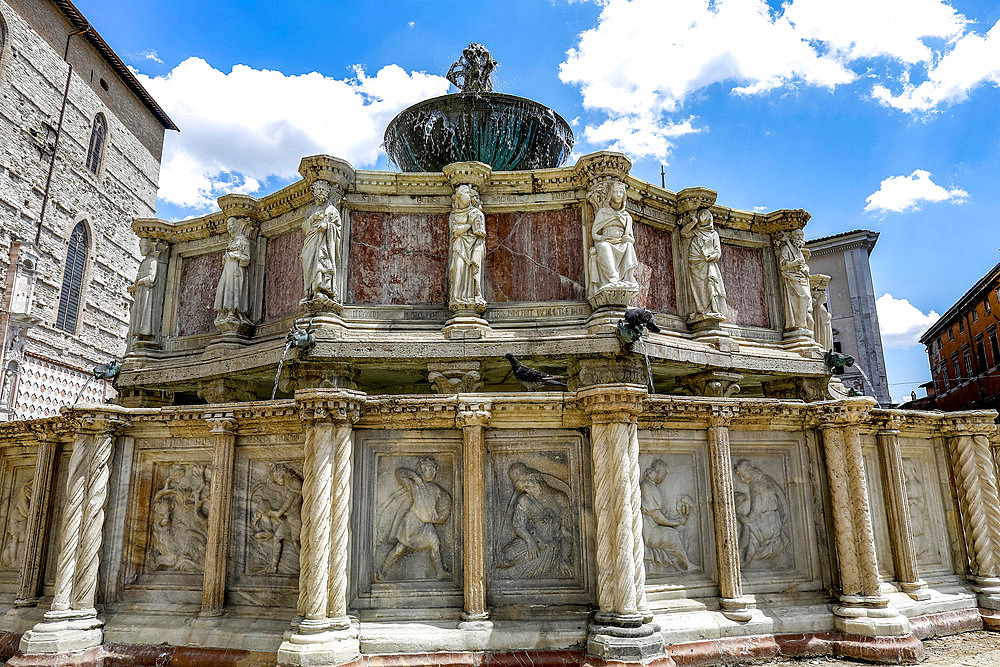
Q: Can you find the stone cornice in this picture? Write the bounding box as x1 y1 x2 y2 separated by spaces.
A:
295 389 366 424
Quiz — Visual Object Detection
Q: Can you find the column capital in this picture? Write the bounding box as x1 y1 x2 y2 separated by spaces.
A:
708 404 739 427
940 413 997 438
203 412 238 434
577 383 647 422
457 400 491 428
810 398 876 428
64 409 129 435
295 388 366 424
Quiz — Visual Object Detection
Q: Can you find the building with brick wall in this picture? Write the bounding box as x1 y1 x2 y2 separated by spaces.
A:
0 0 176 420
918 260 1000 412
806 229 891 406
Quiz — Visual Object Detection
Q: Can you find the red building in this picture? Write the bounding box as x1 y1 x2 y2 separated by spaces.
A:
919 260 1000 412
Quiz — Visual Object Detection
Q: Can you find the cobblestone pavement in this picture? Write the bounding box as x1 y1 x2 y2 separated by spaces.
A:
746 631 1000 666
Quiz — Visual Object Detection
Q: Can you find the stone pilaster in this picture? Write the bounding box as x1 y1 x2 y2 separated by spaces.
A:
457 401 491 626
941 414 1000 616
201 414 238 616
876 423 929 601
278 389 365 667
579 384 665 663
706 406 753 621
15 425 64 606
816 400 911 639
18 411 126 658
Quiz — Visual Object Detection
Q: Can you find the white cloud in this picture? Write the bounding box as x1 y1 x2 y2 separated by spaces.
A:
876 293 939 348
583 115 701 160
864 169 968 213
137 58 449 211
137 49 163 64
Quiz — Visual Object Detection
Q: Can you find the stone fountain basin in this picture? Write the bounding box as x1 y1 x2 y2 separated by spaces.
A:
384 93 574 172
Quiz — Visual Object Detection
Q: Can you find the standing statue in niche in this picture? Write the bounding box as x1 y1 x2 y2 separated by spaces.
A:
250 463 303 574
129 237 163 339
811 282 834 351
588 180 639 295
449 184 487 311
498 462 574 578
640 459 695 572
733 459 791 567
300 179 342 309
1 476 32 568
378 457 452 580
446 42 497 94
214 217 253 328
681 208 727 322
147 464 210 573
775 229 812 332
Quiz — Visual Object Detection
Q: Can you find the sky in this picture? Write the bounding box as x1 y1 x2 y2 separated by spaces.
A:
74 0 1000 403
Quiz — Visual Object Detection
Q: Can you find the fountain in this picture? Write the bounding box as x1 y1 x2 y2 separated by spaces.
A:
384 43 574 172
0 43 998 667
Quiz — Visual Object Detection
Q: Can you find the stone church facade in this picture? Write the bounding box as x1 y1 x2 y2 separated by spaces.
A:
0 0 175 421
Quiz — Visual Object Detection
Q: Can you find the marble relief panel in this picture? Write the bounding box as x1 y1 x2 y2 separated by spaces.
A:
352 431 462 612
900 440 952 575
638 430 716 598
730 433 822 592
485 431 592 607
229 440 303 608
119 439 213 602
0 456 35 583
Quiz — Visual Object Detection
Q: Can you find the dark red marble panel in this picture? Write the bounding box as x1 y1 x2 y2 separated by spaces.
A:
721 244 769 328
348 212 448 305
176 251 222 336
265 228 304 320
485 208 584 303
631 222 676 314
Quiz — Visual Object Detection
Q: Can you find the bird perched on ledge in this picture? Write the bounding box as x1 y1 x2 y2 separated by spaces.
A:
624 307 661 337
504 353 568 391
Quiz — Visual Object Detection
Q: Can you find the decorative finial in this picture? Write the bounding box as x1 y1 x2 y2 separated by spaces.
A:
446 43 497 93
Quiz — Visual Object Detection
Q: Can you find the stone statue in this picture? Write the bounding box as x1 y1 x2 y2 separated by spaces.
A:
811 281 834 351
498 462 574 578
378 457 452 580
681 208 727 322
300 179 342 309
214 217 253 328
588 180 639 296
250 463 303 574
775 229 812 332
147 464 210 573
1 476 32 568
448 184 486 311
128 237 163 339
733 459 791 567
640 459 694 572
446 42 497 94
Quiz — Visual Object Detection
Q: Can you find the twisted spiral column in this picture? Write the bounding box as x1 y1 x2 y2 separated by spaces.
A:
947 429 1000 578
843 422 881 597
297 420 335 626
819 423 862 594
50 432 91 612
327 421 354 627
71 431 114 611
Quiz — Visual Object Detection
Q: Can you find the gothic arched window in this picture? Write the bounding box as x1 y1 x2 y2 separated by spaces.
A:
85 113 106 174
56 222 89 332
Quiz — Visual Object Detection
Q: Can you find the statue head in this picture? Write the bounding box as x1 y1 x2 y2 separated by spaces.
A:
733 459 762 483
508 462 542 495
697 208 714 229
791 228 805 247
646 458 669 483
453 184 474 209
139 237 152 255
271 463 299 485
226 216 239 235
311 179 332 205
417 456 439 482
609 181 627 210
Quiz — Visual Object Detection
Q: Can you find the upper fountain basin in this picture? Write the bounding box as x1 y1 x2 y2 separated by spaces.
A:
384 92 574 173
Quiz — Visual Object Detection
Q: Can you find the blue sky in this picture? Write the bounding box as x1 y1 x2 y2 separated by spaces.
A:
76 0 1000 402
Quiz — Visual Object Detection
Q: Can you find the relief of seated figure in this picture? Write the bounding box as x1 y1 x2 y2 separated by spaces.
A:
497 462 574 579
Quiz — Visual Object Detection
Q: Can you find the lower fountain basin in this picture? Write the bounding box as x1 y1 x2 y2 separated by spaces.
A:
384 93 574 172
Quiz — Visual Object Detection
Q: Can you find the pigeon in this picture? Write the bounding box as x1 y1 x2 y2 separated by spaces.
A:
624 307 662 338
504 353 568 391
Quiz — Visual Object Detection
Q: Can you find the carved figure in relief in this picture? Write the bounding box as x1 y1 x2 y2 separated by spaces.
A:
147 464 210 573
1 477 32 568
250 463 303 573
379 457 452 580
214 217 253 327
811 286 834 351
681 208 727 322
733 459 791 567
588 180 639 294
300 179 342 308
498 462 574 578
775 229 812 332
128 237 163 339
903 459 929 558
448 184 487 310
640 459 695 572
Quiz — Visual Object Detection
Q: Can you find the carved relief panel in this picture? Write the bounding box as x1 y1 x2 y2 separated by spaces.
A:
228 438 304 608
862 445 896 581
485 431 592 607
0 455 35 584
352 430 462 612
730 433 822 593
900 439 953 576
638 431 716 600
119 439 213 603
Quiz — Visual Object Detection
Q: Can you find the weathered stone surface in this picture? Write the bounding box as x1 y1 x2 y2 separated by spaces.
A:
721 244 769 328
176 252 223 336
265 228 306 320
485 209 585 303
348 212 448 305
632 222 676 314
